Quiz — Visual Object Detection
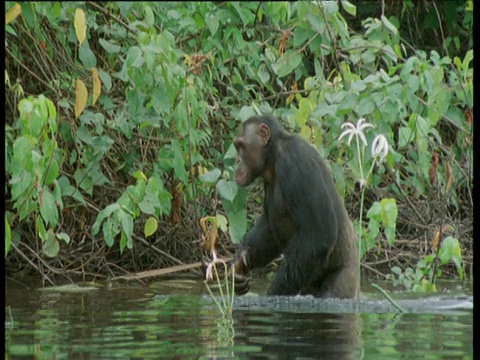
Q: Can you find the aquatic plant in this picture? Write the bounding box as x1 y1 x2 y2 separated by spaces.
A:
201 214 236 318
204 248 236 318
338 118 395 300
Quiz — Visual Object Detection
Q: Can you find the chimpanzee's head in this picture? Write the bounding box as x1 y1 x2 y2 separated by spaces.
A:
232 117 272 186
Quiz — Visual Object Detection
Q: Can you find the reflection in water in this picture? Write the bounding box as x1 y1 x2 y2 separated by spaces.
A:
233 311 361 359
5 279 473 359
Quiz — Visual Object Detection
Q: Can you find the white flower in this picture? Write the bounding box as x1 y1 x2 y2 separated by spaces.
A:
205 248 227 281
338 118 374 146
371 134 389 163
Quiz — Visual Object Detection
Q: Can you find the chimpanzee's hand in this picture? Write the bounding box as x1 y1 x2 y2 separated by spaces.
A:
233 271 251 295
232 249 251 296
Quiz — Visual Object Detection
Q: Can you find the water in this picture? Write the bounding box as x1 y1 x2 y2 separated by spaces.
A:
5 277 473 359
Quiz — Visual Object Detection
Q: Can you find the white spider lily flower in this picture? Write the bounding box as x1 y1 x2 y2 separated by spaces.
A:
205 248 227 281
338 118 374 146
371 134 389 163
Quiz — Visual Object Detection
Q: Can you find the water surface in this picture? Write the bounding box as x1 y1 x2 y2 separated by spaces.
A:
5 276 473 359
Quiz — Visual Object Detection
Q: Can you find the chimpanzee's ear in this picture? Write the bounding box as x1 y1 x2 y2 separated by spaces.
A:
258 123 271 146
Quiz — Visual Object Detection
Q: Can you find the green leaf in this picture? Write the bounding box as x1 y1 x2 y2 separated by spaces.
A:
56 232 71 244
341 0 356 17
57 176 86 204
462 49 473 73
144 5 155 27
43 159 60 185
53 182 64 211
97 69 112 92
227 209 247 244
30 107 45 138
275 52 302 78
144 216 158 237
171 140 189 183
380 198 398 227
20 2 36 30
79 41 97 69
385 226 396 246
76 125 94 145
99 38 121 54
120 231 128 253
200 168 221 184
367 202 382 217
36 216 47 240
139 192 162 215
238 106 257 121
42 230 60 258
398 126 414 148
102 218 118 247
356 97 375 116
257 65 270 84
92 203 121 235
45 98 58 132
391 266 402 275
215 213 228 233
224 142 237 161
439 236 462 264
232 2 254 25
216 179 238 202
323 1 339 14
40 189 58 227
126 46 144 68
152 86 171 114
206 13 219 36
13 136 33 164
381 15 398 36
130 179 147 203
119 211 134 247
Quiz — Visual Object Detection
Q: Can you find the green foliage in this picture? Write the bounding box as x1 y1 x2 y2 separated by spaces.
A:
5 1 472 280
6 95 70 257
364 198 398 256
388 266 437 293
387 236 464 292
91 171 171 252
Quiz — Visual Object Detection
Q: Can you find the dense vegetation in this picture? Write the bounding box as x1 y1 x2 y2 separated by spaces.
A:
5 1 473 290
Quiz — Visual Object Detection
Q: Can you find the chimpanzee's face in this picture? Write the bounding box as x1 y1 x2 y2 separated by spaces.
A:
233 122 271 186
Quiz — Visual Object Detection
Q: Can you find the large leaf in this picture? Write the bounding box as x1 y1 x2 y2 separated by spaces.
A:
228 209 247 244
74 8 87 45
199 168 221 184
75 79 88 119
42 230 60 258
216 179 237 202
43 159 60 186
274 51 302 78
91 68 101 105
40 188 58 227
99 38 121 53
6 3 22 24
92 203 121 235
79 41 97 69
341 1 356 17
144 216 158 237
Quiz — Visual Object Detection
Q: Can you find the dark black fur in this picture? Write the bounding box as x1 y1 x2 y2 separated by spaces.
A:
234 115 358 297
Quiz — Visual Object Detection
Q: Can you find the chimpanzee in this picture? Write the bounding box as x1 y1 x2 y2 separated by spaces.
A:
232 115 358 298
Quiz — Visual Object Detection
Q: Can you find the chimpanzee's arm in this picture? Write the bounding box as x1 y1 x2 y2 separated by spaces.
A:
236 212 282 271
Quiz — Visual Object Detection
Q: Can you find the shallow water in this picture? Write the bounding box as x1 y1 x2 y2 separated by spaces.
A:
5 276 473 359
